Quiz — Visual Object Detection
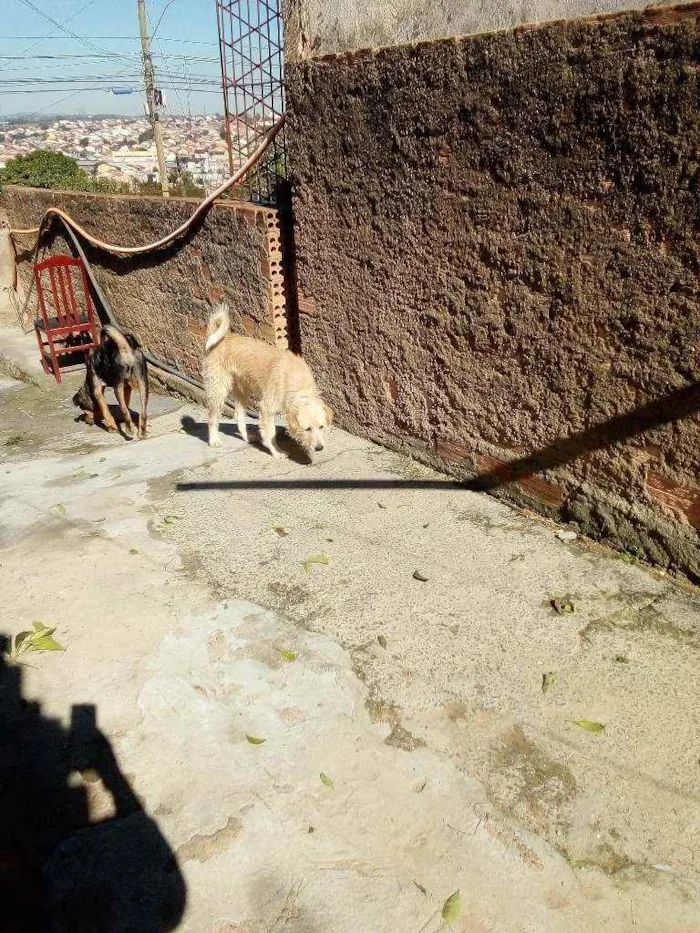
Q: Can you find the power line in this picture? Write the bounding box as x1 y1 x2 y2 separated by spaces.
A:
0 36 219 46
22 88 89 118
0 54 220 64
146 4 184 114
12 0 130 59
20 0 98 57
150 0 180 42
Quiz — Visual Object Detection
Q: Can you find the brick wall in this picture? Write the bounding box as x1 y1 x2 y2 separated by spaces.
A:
2 187 287 379
287 5 700 579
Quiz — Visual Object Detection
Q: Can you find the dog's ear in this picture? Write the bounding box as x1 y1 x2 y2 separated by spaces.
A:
286 409 300 436
323 403 334 426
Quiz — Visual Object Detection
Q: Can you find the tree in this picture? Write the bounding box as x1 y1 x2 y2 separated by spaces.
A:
136 170 205 199
0 149 128 195
167 168 205 198
0 150 89 191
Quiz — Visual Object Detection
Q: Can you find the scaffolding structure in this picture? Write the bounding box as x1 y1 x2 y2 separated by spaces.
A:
216 0 287 205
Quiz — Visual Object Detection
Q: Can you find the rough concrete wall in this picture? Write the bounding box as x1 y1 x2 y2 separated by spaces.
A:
1 187 287 380
285 0 679 57
287 6 700 579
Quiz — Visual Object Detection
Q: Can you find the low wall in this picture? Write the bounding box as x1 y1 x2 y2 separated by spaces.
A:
287 5 700 579
284 0 680 58
1 187 287 380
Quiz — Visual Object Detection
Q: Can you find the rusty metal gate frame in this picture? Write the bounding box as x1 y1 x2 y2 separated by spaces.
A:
216 0 287 205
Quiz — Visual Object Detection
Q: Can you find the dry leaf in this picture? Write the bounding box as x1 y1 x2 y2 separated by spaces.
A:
262 523 289 537
542 671 557 694
320 772 334 789
413 570 429 582
377 635 387 649
246 735 266 745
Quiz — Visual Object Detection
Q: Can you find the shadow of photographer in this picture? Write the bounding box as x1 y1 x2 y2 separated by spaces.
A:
0 636 186 933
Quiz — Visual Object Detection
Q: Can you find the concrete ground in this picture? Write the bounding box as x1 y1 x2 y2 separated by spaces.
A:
1 329 699 933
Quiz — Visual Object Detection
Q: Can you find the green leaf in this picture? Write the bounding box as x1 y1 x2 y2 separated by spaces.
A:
33 621 49 633
279 649 297 662
442 889 462 923
246 734 266 745
29 633 64 652
162 514 181 525
574 719 605 734
303 554 329 573
542 671 557 694
320 772 334 789
377 635 387 649
49 503 66 516
551 596 575 614
13 630 33 652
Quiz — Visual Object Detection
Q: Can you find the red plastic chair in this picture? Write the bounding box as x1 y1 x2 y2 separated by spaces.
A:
33 255 100 383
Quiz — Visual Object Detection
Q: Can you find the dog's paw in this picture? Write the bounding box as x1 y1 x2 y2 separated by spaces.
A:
209 437 222 448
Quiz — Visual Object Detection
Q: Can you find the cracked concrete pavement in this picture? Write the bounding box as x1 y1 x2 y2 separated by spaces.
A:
1 333 700 933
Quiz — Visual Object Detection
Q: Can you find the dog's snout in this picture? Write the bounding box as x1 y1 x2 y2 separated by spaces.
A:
314 443 324 452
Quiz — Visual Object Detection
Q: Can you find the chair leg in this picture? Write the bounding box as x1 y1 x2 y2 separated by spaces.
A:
34 328 50 375
45 334 62 384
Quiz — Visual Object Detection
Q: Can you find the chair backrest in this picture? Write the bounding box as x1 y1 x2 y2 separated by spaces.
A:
33 255 96 329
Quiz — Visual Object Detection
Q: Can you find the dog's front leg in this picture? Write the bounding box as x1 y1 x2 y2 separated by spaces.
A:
259 410 281 458
115 382 137 438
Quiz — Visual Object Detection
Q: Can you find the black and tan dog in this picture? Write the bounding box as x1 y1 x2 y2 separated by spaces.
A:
73 325 149 439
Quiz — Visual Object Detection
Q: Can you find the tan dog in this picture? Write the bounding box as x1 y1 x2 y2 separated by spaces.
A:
202 304 332 458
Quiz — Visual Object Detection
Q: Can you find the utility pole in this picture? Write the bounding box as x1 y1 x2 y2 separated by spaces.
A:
137 0 170 197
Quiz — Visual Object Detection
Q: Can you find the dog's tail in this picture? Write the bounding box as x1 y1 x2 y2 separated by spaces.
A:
205 303 230 353
102 324 136 367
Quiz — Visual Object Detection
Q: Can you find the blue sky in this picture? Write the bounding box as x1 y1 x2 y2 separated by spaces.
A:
1 0 224 117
